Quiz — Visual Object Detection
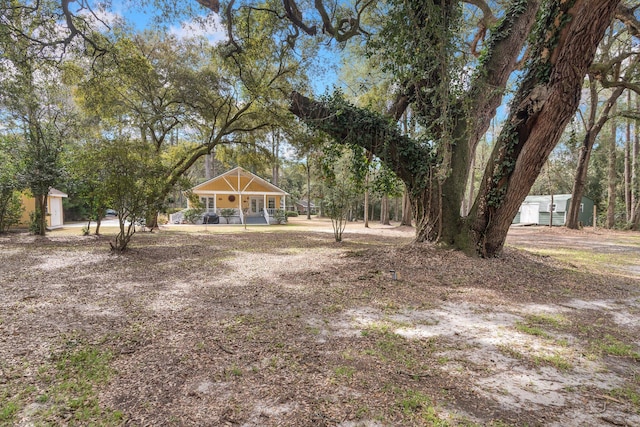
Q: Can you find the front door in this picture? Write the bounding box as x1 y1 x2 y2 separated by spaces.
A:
249 197 264 215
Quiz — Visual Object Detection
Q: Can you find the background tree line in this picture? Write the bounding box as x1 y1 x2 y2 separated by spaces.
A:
1 0 639 255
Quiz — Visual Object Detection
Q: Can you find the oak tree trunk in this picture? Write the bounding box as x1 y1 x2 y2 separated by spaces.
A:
471 0 620 256
291 0 618 257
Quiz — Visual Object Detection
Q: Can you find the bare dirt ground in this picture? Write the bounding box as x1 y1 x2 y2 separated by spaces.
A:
1 219 640 426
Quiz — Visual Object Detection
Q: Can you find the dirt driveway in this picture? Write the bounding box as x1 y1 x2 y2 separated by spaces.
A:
1 223 639 426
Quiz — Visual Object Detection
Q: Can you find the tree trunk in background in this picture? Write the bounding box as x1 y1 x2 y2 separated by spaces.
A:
272 130 280 186
632 95 640 229
381 195 391 225
363 177 370 228
567 82 624 229
401 188 412 226
625 91 632 222
306 156 312 220
205 154 212 180
394 197 399 222
606 102 618 229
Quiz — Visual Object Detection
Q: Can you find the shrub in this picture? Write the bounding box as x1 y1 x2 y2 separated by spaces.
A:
183 208 204 224
286 211 299 217
0 190 23 233
164 207 184 215
220 208 236 224
273 209 287 224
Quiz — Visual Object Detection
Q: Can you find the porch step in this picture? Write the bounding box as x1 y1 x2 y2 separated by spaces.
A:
245 216 268 225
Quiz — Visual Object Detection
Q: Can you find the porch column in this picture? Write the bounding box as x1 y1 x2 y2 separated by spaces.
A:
238 195 243 223
213 193 217 212
263 194 267 214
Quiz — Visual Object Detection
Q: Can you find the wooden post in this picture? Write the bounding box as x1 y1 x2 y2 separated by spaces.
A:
593 205 597 229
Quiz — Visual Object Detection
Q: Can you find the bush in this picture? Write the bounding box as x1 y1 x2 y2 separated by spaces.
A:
220 208 236 224
273 210 287 224
183 208 204 224
164 207 184 215
286 211 299 217
0 190 23 233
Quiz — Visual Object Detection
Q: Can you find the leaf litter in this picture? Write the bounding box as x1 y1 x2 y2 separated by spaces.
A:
0 225 639 426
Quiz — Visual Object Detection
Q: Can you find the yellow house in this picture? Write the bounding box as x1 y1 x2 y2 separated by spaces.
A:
19 188 68 229
189 167 288 224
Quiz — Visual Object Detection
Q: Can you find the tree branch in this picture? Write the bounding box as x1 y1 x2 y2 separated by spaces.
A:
290 91 433 189
465 0 542 157
616 3 640 36
195 0 220 14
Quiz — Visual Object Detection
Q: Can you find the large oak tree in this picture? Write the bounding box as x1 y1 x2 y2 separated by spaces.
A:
225 0 629 256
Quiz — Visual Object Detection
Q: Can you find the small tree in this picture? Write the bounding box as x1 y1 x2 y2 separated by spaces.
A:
0 136 24 233
325 181 354 242
66 141 112 235
21 123 64 236
100 138 165 252
0 190 23 233
321 145 360 242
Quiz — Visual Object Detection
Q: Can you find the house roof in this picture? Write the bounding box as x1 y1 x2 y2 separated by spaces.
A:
48 188 68 198
192 167 288 195
523 194 592 213
524 194 572 204
296 200 316 208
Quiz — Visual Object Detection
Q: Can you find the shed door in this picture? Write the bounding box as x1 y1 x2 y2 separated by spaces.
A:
49 197 63 227
520 203 539 224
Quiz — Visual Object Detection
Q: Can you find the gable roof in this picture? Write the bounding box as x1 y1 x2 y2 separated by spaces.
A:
48 188 68 198
296 200 316 208
192 167 288 195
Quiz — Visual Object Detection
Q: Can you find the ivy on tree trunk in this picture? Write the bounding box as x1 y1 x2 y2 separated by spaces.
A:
291 0 620 257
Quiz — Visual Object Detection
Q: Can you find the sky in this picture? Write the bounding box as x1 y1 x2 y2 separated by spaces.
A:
86 0 226 43
84 0 338 94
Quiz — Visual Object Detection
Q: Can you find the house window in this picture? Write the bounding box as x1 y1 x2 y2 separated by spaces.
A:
580 203 584 213
548 203 556 212
207 198 215 210
268 197 276 209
